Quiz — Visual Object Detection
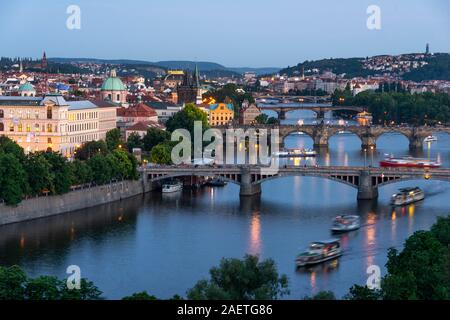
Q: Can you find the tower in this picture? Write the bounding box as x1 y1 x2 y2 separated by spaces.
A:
194 64 202 105
41 51 48 94
425 43 430 55
41 51 48 70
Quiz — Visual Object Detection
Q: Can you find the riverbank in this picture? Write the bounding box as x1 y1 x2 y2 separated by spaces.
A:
0 180 149 226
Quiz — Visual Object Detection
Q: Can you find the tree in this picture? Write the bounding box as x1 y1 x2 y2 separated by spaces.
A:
142 128 170 151
255 114 269 124
106 128 123 151
166 103 209 137
59 279 102 300
42 152 72 195
345 285 381 300
25 276 62 300
0 265 27 300
109 149 134 180
150 141 175 165
126 132 144 152
0 136 25 162
381 228 450 300
23 152 53 196
87 154 112 185
0 153 28 205
70 159 93 185
187 255 289 300
122 291 158 300
74 140 107 161
303 291 336 300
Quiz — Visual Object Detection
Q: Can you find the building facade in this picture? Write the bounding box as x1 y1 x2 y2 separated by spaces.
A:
0 94 117 157
205 103 234 126
239 101 261 125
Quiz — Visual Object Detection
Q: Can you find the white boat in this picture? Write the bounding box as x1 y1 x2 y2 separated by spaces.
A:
391 187 424 206
331 215 361 233
296 239 342 267
272 148 317 157
424 135 437 143
162 181 183 193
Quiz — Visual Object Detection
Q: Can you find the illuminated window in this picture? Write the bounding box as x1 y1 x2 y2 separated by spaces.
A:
47 106 52 119
9 124 14 131
47 124 53 132
26 124 31 132
18 123 23 132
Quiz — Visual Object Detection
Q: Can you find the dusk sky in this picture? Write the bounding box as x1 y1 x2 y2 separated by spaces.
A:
1 0 449 67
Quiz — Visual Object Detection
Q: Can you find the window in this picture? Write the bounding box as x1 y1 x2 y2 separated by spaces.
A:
26 124 31 132
9 124 14 132
47 124 53 133
47 106 52 119
35 123 40 131
0 123 3 131
0 110 3 118
18 123 23 132
117 94 120 101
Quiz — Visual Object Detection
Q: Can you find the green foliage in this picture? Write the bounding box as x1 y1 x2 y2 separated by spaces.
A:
344 285 381 300
126 132 144 152
122 291 158 300
25 276 63 300
187 255 289 300
166 103 209 136
142 128 170 151
106 128 123 151
430 215 450 246
332 90 450 125
59 279 102 300
0 153 28 205
74 140 108 160
403 53 450 81
0 266 27 300
42 152 72 195
24 153 53 196
150 141 175 165
87 154 112 185
70 159 93 185
0 136 25 162
255 113 279 125
381 228 450 300
303 291 336 300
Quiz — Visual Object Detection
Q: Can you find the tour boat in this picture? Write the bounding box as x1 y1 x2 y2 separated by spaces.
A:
391 187 425 206
206 177 227 187
295 240 342 267
330 215 361 233
162 181 183 193
379 156 441 168
424 135 437 143
272 148 317 158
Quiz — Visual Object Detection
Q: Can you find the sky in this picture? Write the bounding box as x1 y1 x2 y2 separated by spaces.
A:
0 0 449 68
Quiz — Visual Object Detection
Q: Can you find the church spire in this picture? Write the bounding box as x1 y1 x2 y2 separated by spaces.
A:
194 63 200 87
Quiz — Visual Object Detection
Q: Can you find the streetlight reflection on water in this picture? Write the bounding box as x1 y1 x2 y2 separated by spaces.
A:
249 212 262 256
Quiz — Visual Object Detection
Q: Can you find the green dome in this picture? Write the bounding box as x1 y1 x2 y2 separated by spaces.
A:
101 71 126 91
18 82 35 92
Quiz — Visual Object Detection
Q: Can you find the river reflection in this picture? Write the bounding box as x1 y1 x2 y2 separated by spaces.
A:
0 129 449 299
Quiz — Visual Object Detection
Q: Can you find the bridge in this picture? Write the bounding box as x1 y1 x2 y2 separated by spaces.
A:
216 124 450 150
255 95 331 104
141 165 450 200
257 104 365 119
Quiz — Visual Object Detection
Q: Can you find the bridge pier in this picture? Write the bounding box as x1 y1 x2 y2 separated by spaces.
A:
278 110 286 120
360 135 377 150
312 130 329 148
239 167 262 196
357 170 378 200
409 136 424 150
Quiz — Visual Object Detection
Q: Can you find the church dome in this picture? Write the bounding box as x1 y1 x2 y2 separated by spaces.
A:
18 82 35 92
101 69 126 91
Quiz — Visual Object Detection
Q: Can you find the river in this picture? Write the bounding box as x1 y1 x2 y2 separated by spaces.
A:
0 109 449 299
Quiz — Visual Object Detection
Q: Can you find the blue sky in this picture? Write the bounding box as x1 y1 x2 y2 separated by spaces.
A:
0 0 449 67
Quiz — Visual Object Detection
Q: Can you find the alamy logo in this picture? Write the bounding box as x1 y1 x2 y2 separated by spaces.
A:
366 265 381 289
66 265 81 290
66 5 81 30
366 5 381 30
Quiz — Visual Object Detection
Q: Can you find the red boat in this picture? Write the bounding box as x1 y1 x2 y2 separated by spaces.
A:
380 156 441 168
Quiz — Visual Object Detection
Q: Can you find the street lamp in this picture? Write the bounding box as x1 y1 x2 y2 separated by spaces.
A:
370 145 374 167
363 148 367 167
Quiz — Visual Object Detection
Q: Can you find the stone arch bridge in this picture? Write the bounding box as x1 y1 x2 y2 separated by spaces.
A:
141 165 450 200
258 105 365 119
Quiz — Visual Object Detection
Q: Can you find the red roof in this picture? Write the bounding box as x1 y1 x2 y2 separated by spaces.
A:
117 102 157 118
125 121 165 131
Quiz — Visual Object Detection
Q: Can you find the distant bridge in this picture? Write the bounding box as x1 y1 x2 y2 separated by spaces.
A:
215 124 450 150
255 95 331 104
141 165 450 200
257 104 365 119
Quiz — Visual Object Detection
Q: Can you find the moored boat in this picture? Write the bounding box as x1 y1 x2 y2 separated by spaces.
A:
272 148 317 158
424 135 437 143
380 156 441 168
162 181 183 193
391 187 424 206
331 215 361 233
206 177 227 187
295 239 342 267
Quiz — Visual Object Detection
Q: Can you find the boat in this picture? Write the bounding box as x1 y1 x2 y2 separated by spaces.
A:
331 215 361 233
295 239 342 267
206 177 227 187
391 187 425 206
380 156 441 168
272 148 317 158
162 181 183 193
424 135 437 143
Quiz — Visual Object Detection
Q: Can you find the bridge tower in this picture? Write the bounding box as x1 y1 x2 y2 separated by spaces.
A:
357 170 378 200
312 124 330 148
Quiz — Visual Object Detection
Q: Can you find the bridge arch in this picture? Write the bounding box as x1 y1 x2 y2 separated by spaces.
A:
254 172 359 189
146 172 242 186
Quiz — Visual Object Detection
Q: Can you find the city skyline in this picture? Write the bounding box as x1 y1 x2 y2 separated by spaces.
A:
1 0 449 67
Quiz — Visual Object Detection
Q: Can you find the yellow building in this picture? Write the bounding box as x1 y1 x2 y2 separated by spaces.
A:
206 103 234 126
0 94 117 157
